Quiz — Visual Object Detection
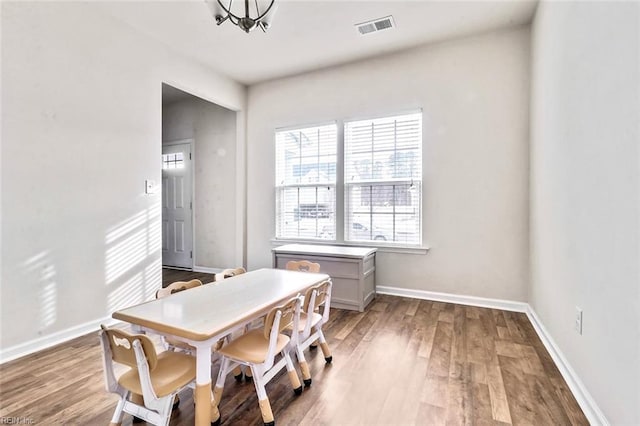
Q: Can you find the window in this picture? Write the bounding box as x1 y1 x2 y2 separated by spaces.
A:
275 111 422 247
344 112 422 245
275 124 337 240
162 153 184 169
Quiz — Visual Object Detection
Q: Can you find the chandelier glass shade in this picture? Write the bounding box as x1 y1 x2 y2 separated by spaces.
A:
206 0 278 33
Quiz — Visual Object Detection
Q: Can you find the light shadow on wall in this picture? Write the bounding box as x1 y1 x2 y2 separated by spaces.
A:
105 200 162 312
21 251 57 332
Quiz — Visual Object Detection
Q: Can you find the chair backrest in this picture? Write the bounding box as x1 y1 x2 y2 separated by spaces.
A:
285 260 320 273
155 279 203 299
303 280 331 313
214 267 246 282
100 325 158 371
263 296 301 340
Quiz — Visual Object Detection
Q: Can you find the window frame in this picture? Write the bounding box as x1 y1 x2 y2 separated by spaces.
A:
274 122 338 241
274 110 425 251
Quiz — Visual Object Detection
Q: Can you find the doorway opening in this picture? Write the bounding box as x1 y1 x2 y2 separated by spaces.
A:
161 83 238 272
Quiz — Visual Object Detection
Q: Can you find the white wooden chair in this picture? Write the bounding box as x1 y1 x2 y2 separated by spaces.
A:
209 268 253 381
99 325 196 426
155 279 207 353
155 278 203 299
285 260 321 273
156 278 242 381
214 267 246 282
212 296 304 426
288 279 333 387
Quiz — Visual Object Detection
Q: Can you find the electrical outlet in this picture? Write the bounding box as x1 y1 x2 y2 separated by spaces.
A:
575 307 583 335
145 179 157 194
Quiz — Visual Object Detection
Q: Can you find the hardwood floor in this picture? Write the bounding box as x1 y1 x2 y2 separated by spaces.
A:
0 290 588 425
162 268 217 287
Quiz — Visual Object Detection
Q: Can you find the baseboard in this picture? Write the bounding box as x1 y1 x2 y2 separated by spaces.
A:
0 316 118 364
376 285 528 312
162 265 192 271
526 307 609 426
192 266 222 274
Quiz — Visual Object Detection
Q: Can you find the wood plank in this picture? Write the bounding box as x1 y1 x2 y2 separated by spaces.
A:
426 320 453 378
162 268 216 287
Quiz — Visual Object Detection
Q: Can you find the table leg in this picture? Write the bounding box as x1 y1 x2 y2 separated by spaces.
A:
194 344 220 426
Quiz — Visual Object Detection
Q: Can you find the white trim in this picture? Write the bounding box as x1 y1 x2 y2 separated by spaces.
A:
376 285 528 312
235 109 247 269
270 238 430 255
162 138 194 147
525 307 609 426
162 265 192 272
275 120 337 133
192 265 223 274
343 108 423 126
0 316 118 364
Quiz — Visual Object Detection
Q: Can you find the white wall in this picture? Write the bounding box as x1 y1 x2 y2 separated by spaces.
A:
162 97 238 269
0 2 245 352
247 27 531 301
530 1 640 424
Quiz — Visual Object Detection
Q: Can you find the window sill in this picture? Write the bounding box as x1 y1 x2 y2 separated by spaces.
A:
270 238 430 255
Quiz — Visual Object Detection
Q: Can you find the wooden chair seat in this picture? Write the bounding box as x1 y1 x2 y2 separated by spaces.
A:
118 351 196 398
217 329 290 364
286 312 322 333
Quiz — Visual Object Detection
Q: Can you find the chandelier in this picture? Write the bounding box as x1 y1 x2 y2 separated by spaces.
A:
206 0 278 33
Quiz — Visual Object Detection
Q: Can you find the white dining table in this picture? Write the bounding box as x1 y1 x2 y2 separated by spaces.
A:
112 268 331 426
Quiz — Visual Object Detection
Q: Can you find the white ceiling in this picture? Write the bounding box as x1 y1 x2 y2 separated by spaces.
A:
98 0 538 85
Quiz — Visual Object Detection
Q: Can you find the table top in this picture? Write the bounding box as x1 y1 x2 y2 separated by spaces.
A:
272 244 376 259
112 268 330 342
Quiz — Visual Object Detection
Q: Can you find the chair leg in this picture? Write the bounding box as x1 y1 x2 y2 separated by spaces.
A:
172 394 180 410
296 346 312 387
108 392 127 426
159 395 176 426
244 366 253 382
258 398 275 426
251 366 275 426
130 393 144 424
232 365 244 381
213 357 230 406
317 330 332 363
284 350 303 395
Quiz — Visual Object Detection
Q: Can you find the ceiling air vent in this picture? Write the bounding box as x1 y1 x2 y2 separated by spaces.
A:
355 16 395 36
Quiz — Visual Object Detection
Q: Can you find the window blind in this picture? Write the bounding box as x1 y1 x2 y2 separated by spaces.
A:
344 112 422 245
275 124 337 240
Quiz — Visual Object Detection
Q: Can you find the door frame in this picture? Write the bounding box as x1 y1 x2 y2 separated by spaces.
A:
162 138 196 269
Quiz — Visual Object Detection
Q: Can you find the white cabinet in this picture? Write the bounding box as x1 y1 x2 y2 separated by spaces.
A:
272 244 376 312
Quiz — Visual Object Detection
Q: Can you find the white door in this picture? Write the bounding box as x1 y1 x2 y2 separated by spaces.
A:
162 143 193 268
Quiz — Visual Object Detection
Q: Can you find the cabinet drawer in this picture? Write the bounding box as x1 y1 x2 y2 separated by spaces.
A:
330 277 359 304
276 255 359 279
